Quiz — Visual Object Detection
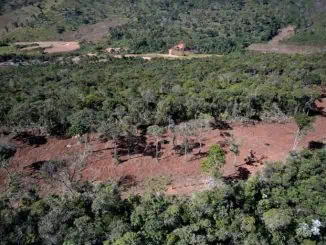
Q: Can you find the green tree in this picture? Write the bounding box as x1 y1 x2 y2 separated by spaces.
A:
263 208 293 232
196 114 213 154
100 117 123 164
176 121 196 162
113 232 142 245
229 135 240 174
292 113 315 151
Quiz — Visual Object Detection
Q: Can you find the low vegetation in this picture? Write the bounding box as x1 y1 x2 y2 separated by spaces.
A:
200 144 225 174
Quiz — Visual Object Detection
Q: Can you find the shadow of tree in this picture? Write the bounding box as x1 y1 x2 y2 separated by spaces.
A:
212 119 233 130
118 175 138 190
13 132 47 146
308 140 325 150
223 167 251 182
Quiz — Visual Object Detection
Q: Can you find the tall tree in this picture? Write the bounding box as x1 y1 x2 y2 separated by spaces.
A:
196 114 213 153
100 117 122 164
292 113 314 151
176 121 196 162
147 125 166 161
168 117 177 148
229 135 240 174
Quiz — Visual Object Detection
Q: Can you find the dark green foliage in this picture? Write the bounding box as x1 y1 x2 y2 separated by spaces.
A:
1 149 326 244
0 144 16 160
1 0 324 52
104 0 322 53
106 0 283 53
294 113 315 130
0 40 9 47
56 25 66 34
0 0 42 15
288 10 326 45
0 53 323 136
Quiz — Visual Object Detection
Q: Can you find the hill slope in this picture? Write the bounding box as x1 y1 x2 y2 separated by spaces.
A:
0 0 324 53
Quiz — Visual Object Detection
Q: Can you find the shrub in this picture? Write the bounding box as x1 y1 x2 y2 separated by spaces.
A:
67 109 96 137
0 40 9 47
67 124 89 137
200 144 225 173
0 143 16 160
294 114 314 131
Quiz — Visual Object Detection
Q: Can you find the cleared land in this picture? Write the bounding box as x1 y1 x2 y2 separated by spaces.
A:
1 98 325 196
14 41 80 53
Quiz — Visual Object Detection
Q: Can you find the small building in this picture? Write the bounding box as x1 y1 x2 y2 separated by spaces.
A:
106 47 122 54
168 41 198 56
168 41 186 56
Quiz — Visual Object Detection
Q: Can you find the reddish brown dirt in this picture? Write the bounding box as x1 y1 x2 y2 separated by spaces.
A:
1 99 326 196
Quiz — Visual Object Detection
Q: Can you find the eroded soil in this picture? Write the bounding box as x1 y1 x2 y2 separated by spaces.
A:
1 99 325 196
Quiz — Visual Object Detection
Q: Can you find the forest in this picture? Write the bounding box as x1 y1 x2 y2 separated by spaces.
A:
1 148 325 244
1 1 326 244
0 53 324 137
1 0 324 53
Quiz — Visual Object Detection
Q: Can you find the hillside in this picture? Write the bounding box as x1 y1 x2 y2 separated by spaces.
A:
1 1 326 244
1 52 325 195
0 0 324 53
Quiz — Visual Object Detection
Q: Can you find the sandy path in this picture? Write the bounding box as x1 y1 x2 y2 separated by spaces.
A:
109 53 217 60
15 41 80 53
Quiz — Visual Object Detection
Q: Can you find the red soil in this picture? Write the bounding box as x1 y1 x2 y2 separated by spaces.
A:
1 99 326 196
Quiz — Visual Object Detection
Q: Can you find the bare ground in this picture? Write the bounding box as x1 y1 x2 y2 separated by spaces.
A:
1 99 325 196
15 41 80 53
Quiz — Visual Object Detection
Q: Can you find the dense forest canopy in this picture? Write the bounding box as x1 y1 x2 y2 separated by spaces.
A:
1 149 326 244
0 53 324 136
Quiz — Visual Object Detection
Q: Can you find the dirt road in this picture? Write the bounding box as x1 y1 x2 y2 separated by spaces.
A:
15 41 80 53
